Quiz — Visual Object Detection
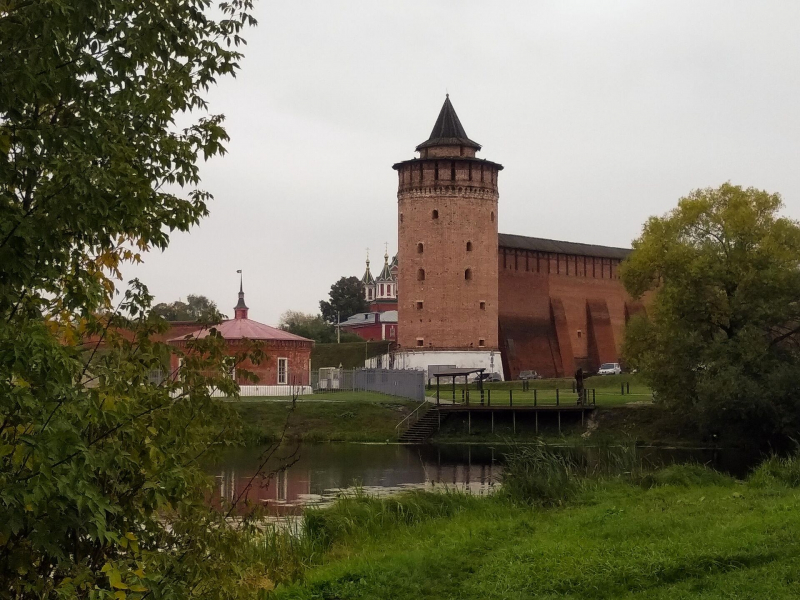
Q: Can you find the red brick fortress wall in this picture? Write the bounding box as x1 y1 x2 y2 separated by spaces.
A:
395 157 502 350
498 246 641 379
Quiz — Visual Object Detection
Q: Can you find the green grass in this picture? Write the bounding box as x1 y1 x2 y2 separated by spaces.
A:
430 374 653 408
233 396 420 444
270 456 800 599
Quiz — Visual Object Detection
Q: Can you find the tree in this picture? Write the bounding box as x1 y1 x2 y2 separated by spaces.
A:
279 310 363 343
621 183 800 446
0 2 275 597
152 294 227 322
319 276 369 323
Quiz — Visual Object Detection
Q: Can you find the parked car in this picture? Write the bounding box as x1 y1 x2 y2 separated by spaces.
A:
519 370 542 380
597 362 622 375
477 371 503 382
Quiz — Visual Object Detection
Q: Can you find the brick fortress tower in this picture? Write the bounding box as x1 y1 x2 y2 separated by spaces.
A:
391 95 503 372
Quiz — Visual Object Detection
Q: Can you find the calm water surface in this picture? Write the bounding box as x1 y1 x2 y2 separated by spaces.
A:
208 443 760 516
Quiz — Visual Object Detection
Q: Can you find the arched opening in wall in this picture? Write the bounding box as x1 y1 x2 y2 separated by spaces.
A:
417 268 426 281
451 162 456 180
432 209 439 219
417 243 424 254
479 301 486 310
466 241 473 251
464 268 472 281
400 213 404 224
490 211 495 223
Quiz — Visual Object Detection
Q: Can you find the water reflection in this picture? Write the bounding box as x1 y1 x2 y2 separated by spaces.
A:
208 443 760 516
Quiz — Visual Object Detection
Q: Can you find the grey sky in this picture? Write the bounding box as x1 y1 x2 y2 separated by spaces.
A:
124 0 800 325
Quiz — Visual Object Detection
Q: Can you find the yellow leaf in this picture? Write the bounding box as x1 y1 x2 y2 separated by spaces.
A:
115 591 127 600
129 585 148 593
125 532 137 541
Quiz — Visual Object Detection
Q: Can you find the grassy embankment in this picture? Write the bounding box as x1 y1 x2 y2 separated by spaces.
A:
253 452 800 598
234 392 420 444
232 375 695 446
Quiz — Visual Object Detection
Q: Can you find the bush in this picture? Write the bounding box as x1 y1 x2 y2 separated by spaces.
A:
304 489 473 546
638 463 733 488
499 445 582 506
748 453 800 488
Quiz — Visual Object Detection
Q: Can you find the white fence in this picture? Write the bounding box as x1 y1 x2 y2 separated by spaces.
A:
210 385 313 398
312 368 425 402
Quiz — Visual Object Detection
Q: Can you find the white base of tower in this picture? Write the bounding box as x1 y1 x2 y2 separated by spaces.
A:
365 349 503 384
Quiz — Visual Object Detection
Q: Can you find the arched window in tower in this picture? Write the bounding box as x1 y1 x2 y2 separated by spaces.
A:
490 211 495 223
417 268 426 281
432 209 439 219
400 213 404 224
466 241 473 252
417 243 424 254
465 268 472 281
451 162 456 180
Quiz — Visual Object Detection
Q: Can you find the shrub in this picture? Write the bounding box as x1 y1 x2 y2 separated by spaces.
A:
499 445 582 506
638 463 733 488
304 489 473 546
748 453 800 488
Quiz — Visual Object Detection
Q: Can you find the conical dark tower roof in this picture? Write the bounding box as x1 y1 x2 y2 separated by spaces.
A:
416 95 481 152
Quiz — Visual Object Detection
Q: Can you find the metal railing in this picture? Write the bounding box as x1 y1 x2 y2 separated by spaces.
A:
394 400 430 435
438 387 598 407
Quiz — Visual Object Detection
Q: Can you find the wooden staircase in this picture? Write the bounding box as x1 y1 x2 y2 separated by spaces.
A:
398 407 445 443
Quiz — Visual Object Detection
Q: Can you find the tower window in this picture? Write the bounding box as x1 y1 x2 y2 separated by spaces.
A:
490 211 495 223
417 268 425 281
465 268 472 281
416 338 424 347
400 213 404 224
416 301 423 310
380 283 384 296
466 241 473 251
432 209 439 219
480 301 486 310
451 162 456 180
435 163 439 179
478 339 485 347
417 242 424 254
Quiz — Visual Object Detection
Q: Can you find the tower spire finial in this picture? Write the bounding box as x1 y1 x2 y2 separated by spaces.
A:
234 269 248 319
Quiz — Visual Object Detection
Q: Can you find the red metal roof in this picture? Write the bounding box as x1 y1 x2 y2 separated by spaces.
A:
169 318 312 343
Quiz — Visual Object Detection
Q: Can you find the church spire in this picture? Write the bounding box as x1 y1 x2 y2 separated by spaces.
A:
234 269 248 320
416 95 481 152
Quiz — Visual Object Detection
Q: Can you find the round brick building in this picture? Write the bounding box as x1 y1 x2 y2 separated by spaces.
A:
391 96 503 372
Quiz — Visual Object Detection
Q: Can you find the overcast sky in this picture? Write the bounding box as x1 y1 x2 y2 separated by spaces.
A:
123 0 800 325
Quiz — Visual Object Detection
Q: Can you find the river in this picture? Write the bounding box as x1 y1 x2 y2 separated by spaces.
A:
208 442 760 516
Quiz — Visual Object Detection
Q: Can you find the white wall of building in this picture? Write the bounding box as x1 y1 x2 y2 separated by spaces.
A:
366 349 502 383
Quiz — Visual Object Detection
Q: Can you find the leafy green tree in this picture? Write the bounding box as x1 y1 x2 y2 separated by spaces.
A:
152 294 227 323
0 1 276 597
622 183 800 446
279 310 363 343
319 276 369 324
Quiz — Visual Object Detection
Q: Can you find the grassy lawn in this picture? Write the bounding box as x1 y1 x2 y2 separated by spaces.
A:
430 374 653 408
272 466 800 599
233 394 420 444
